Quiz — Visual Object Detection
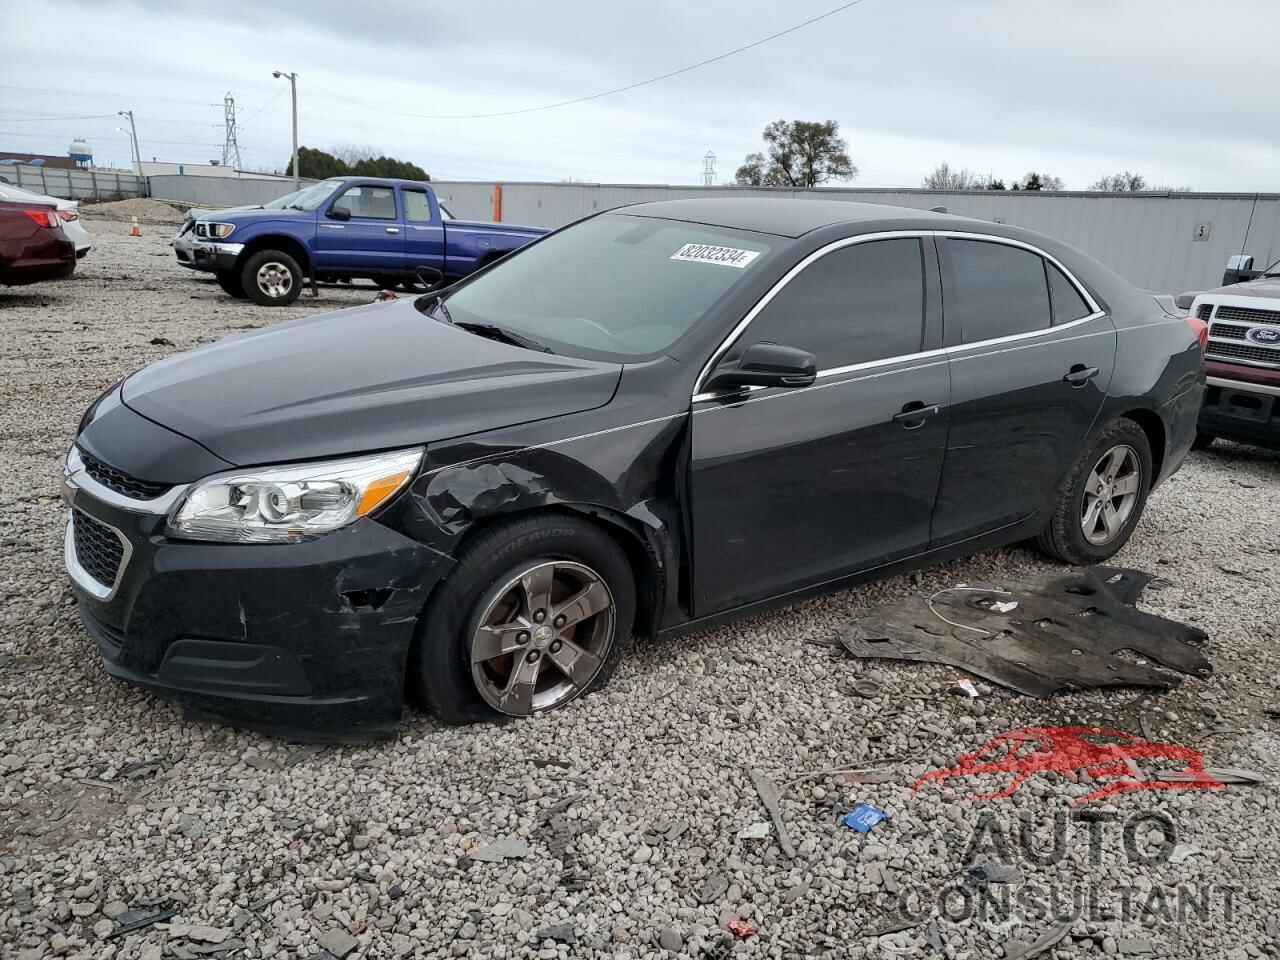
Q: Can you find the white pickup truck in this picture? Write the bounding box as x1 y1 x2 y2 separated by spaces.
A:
1178 255 1280 451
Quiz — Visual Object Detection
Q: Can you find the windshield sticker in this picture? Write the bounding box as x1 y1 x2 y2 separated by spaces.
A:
670 243 761 269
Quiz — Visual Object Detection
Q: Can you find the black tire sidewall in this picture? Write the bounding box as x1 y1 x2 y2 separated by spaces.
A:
1055 420 1153 563
412 516 635 724
215 269 246 298
241 250 302 306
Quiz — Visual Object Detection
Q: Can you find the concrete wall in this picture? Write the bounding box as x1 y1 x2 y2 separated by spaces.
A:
0 163 145 201
430 182 1280 294
147 174 317 208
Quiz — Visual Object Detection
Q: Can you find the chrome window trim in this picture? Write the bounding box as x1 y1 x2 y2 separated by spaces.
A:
63 447 190 515
695 358 951 415
64 511 133 602
691 229 1105 400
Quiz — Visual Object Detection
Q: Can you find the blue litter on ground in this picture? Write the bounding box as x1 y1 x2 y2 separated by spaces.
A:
841 803 890 833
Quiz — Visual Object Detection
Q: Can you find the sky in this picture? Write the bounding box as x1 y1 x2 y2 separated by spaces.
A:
3 0 1278 191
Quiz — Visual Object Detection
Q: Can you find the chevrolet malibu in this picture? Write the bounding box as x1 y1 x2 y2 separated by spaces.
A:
64 199 1207 736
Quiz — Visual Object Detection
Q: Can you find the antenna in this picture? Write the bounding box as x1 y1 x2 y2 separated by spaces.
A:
222 92 242 170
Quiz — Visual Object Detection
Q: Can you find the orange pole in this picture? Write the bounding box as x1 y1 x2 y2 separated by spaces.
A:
492 183 503 222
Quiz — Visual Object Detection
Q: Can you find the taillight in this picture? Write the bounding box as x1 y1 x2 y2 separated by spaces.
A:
22 209 57 228
1184 315 1209 354
58 209 79 223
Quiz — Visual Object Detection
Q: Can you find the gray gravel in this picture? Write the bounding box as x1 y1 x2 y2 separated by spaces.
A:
2 218 1279 959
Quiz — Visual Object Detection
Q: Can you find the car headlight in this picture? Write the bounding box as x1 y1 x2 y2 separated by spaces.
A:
203 221 236 239
168 448 422 543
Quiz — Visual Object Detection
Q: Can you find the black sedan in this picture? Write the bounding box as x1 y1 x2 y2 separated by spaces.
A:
64 199 1207 735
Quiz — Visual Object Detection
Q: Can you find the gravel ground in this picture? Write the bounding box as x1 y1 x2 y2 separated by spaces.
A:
2 218 1279 960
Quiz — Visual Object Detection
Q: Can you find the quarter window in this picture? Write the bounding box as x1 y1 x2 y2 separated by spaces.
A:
945 240 1052 344
1047 262 1092 324
331 185 397 220
403 190 432 223
734 238 926 369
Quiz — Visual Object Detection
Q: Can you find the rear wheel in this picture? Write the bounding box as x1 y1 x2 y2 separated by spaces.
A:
215 269 246 299
241 249 302 306
411 515 634 724
1036 418 1153 564
1191 432 1215 451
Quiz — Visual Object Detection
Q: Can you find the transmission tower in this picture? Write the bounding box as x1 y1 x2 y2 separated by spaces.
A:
221 92 242 170
702 151 716 186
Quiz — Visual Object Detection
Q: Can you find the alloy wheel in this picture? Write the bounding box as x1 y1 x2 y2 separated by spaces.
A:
470 560 615 716
255 261 293 300
1080 444 1141 545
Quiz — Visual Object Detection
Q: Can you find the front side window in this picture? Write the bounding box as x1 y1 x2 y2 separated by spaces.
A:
439 214 774 361
733 238 925 369
945 240 1052 344
331 185 397 220
403 190 432 223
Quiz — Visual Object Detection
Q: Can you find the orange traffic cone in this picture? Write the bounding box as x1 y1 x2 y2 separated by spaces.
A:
129 216 141 237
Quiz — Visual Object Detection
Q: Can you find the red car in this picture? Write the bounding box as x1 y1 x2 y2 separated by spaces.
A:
0 199 76 286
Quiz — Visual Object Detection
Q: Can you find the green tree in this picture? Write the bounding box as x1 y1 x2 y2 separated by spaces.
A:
1017 171 1064 191
287 145 429 181
735 120 856 188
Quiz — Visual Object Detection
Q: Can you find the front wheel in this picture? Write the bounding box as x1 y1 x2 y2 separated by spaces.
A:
241 249 302 306
1035 418 1153 564
411 515 634 724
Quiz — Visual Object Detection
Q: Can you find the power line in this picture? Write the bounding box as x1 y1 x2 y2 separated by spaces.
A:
372 0 874 120
0 114 117 123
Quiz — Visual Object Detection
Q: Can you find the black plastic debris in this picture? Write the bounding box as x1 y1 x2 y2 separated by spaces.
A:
840 567 1211 697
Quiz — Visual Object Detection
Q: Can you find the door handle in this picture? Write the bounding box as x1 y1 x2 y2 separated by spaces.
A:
385 227 401 234
1063 364 1100 387
892 401 942 429
320 224 344 230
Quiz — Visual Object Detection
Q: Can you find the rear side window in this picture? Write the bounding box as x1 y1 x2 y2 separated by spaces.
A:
1047 262 1092 323
331 185 397 220
739 238 925 368
945 240 1051 344
403 190 432 223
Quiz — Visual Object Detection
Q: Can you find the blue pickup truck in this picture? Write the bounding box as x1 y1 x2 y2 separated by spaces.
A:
174 177 547 306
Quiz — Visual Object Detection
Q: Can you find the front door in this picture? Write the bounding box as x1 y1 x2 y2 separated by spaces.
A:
930 237 1117 544
690 236 950 615
313 183 404 274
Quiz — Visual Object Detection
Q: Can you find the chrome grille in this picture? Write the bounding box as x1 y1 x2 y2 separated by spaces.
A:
79 449 171 500
1209 323 1248 341
73 511 124 590
1204 341 1280 367
1216 305 1280 325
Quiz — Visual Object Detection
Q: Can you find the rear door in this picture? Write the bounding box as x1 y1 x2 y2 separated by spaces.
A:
400 186 446 279
691 236 950 614
930 236 1116 544
313 183 404 274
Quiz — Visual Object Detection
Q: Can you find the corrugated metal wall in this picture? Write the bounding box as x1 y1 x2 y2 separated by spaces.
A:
0 163 145 201
430 182 1280 294
147 175 319 208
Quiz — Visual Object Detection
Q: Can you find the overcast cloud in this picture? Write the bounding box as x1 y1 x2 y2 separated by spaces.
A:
4 0 1278 190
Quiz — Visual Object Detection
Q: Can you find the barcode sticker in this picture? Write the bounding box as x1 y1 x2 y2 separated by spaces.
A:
670 243 761 269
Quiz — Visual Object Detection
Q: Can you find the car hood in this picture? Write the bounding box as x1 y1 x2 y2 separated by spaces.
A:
121 298 622 468
187 202 264 221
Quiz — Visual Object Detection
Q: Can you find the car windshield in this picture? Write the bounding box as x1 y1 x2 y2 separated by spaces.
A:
262 188 306 209
284 179 344 211
438 213 774 360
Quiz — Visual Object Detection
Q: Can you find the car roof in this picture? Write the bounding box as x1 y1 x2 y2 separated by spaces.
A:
616 197 976 238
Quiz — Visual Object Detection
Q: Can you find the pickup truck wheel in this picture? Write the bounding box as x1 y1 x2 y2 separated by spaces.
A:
410 515 634 725
1035 418 1152 565
215 269 246 299
241 249 302 306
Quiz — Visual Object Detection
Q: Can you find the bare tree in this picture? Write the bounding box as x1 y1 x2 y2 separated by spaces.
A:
922 163 997 190
1090 171 1147 192
1016 171 1064 191
735 120 856 188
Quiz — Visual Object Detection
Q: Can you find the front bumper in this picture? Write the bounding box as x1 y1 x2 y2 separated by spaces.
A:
62 448 453 738
174 236 242 273
1198 363 1280 450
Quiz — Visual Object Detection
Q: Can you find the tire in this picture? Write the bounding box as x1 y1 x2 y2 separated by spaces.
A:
241 249 302 306
1191 432 1215 451
411 514 635 725
215 269 246 299
1035 418 1153 565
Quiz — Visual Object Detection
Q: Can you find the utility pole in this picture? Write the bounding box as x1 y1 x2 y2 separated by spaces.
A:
221 92 242 171
703 151 717 186
272 70 298 189
118 110 141 177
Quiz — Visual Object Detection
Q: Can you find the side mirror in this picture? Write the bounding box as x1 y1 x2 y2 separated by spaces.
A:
327 206 351 221
1173 292 1198 311
705 342 817 393
1223 253 1257 286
